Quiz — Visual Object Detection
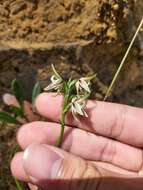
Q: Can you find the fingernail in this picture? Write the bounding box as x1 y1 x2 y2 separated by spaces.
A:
23 144 63 182
3 93 20 107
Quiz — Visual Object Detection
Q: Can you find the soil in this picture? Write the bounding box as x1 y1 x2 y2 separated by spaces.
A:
0 0 143 189
0 0 130 43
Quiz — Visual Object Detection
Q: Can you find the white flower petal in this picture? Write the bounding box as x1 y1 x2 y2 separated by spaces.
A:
75 81 80 93
80 79 91 93
44 74 63 92
51 64 62 79
74 102 84 116
82 109 88 117
51 75 56 83
76 78 91 94
51 75 62 84
71 105 77 117
44 83 56 91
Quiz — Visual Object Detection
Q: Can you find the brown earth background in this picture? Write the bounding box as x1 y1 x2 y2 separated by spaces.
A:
0 0 143 189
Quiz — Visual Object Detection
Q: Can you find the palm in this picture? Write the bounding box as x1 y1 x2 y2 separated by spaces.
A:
15 93 143 172
11 93 143 189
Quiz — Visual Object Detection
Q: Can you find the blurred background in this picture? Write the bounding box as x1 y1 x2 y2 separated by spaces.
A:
0 0 142 189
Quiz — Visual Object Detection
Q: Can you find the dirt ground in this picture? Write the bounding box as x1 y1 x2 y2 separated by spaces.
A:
0 0 143 189
0 0 131 43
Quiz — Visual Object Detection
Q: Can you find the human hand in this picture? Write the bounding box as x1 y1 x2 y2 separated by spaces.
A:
11 93 143 190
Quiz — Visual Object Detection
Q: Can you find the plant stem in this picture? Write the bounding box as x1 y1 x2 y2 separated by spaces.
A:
56 80 75 147
14 178 24 190
56 110 65 147
103 17 143 101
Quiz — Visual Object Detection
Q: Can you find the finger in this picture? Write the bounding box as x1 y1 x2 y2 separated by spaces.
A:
10 151 137 184
2 93 39 122
10 152 29 182
17 121 143 171
35 93 143 148
23 101 40 122
3 93 20 107
10 143 143 190
10 150 139 184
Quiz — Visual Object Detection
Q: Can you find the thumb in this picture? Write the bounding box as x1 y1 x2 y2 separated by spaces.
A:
22 144 143 190
22 144 101 190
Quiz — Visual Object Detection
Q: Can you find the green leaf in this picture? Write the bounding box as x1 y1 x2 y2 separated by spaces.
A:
0 112 19 124
63 104 71 113
10 106 24 117
14 178 24 190
32 82 41 110
68 79 77 88
11 79 24 106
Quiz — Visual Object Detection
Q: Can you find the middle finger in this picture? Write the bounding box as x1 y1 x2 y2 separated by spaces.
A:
17 121 143 172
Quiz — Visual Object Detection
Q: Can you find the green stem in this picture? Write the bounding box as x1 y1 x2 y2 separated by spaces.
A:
14 178 24 190
56 80 74 147
56 110 65 147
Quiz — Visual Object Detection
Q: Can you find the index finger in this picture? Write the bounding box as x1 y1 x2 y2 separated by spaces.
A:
35 93 143 148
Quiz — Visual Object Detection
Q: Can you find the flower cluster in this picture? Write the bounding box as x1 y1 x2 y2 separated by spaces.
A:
44 65 96 119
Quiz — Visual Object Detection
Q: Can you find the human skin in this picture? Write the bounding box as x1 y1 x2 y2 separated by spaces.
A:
11 93 143 190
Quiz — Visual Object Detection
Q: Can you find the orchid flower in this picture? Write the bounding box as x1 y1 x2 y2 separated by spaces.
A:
76 74 96 95
76 78 91 94
44 64 63 92
71 95 88 118
43 65 95 147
